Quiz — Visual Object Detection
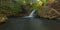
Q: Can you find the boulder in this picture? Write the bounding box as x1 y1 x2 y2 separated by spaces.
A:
37 0 60 19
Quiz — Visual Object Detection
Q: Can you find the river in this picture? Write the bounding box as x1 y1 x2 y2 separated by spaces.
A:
0 17 60 30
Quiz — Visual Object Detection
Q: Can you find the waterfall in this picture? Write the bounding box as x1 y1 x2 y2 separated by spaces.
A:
28 10 35 17
22 10 35 18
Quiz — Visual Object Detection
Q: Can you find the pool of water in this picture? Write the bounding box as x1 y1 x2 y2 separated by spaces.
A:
0 17 60 30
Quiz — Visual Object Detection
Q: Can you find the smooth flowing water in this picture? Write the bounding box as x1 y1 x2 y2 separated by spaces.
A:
28 10 35 17
22 10 35 18
0 17 60 30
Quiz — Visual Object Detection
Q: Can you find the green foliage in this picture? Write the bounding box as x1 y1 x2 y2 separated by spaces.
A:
11 5 22 13
0 0 48 16
29 0 43 11
0 0 23 15
41 0 48 4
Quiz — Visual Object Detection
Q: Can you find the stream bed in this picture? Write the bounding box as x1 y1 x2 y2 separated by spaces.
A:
0 17 60 30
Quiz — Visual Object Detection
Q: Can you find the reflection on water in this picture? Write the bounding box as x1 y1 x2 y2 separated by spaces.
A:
0 17 60 30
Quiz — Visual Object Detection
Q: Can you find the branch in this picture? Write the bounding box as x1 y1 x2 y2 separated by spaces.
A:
51 8 60 15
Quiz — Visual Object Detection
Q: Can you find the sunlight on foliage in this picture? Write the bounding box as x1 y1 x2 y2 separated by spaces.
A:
0 0 48 16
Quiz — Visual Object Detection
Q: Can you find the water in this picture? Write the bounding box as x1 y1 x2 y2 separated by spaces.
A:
28 10 35 17
22 10 35 18
0 17 60 30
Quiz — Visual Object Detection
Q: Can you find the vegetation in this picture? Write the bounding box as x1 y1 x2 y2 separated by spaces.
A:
0 0 44 16
0 0 60 23
37 0 60 19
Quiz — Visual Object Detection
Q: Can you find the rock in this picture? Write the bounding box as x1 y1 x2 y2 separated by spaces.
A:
37 6 59 19
0 14 8 23
37 0 60 19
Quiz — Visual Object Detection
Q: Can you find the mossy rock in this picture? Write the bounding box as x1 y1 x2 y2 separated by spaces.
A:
0 14 8 23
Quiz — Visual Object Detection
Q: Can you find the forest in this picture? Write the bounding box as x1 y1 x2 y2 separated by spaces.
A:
0 0 60 23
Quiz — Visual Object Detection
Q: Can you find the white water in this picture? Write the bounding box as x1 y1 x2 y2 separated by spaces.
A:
23 10 35 18
28 10 35 17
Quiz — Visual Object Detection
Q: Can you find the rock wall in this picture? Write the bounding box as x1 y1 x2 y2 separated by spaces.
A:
37 0 60 19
